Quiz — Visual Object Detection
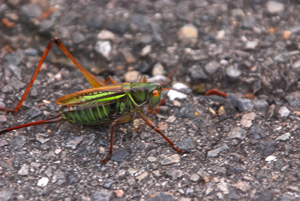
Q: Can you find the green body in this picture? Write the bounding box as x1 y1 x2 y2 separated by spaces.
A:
61 82 162 125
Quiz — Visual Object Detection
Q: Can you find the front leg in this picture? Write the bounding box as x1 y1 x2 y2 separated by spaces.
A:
137 110 183 153
101 113 133 163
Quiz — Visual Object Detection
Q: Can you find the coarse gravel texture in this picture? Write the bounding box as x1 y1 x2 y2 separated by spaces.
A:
1 0 300 201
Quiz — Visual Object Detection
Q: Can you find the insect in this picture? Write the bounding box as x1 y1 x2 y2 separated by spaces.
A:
0 37 192 163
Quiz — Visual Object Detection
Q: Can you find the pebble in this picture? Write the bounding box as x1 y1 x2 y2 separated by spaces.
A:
37 177 49 187
265 155 277 162
179 104 196 119
35 133 49 144
166 169 183 180
140 45 152 56
2 85 13 94
65 136 83 149
9 136 26 151
226 191 240 200
147 156 157 162
226 66 241 81
178 198 191 201
26 107 42 120
274 53 289 63
121 49 136 64
160 154 180 165
148 192 174 201
152 63 165 76
111 148 130 162
136 171 149 182
245 41 258 50
249 124 265 140
188 64 208 82
292 60 300 69
190 174 200 182
114 189 124 198
175 1 189 19
167 83 189 101
235 181 251 192
97 30 115 41
253 99 269 112
19 4 42 18
166 115 176 123
108 21 128 35
228 127 246 140
53 169 66 185
207 144 229 158
254 190 273 201
86 11 104 29
140 34 153 44
103 179 114 189
39 20 54 32
18 164 29 175
67 174 78 185
8 64 22 80
124 71 139 82
204 61 220 75
147 75 167 84
0 189 13 201
4 52 22 66
178 24 198 42
0 115 7 123
240 112 256 128
276 133 291 141
285 91 300 107
257 140 277 157
93 189 112 201
177 137 196 150
24 48 38 56
266 1 284 14
151 22 163 43
0 139 8 147
278 106 290 118
94 41 112 60
217 179 229 194
130 13 150 27
71 32 85 44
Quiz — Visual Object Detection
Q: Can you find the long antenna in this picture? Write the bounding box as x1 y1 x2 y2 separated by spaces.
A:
161 46 195 86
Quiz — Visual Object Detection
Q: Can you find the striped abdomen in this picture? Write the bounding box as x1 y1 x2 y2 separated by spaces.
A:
61 97 133 125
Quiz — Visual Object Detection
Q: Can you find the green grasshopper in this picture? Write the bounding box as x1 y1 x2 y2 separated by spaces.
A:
0 37 191 163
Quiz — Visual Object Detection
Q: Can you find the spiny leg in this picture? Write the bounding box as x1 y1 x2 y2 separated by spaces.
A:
139 75 148 83
104 75 118 85
148 99 167 114
137 110 183 153
101 113 133 163
0 37 105 114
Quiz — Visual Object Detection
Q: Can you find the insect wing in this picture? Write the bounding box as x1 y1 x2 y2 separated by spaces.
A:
55 84 125 106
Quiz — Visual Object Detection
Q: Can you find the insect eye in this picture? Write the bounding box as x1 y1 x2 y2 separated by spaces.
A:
152 90 160 97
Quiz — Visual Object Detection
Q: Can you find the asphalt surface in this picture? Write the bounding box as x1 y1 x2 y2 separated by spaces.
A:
1 1 300 201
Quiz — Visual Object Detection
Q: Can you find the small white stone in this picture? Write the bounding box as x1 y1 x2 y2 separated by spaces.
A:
167 83 190 101
97 30 115 40
140 45 151 56
265 155 277 162
94 41 112 60
37 177 49 187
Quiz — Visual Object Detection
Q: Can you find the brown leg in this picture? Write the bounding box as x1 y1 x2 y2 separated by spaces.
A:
139 75 148 83
0 37 105 114
101 113 133 163
137 110 183 153
148 99 167 114
104 75 118 85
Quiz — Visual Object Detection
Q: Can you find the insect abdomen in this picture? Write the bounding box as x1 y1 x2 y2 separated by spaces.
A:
62 105 113 125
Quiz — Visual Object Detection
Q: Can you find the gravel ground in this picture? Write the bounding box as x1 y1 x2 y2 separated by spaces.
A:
1 0 300 200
